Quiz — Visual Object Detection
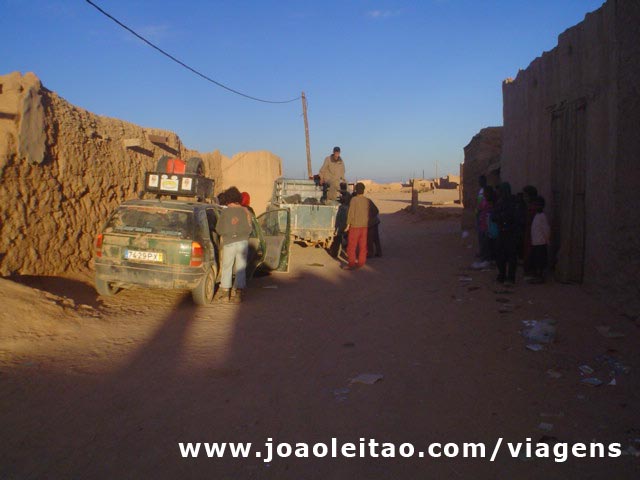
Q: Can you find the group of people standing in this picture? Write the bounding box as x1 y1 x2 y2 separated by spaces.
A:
318 147 382 270
212 146 383 304
474 175 550 284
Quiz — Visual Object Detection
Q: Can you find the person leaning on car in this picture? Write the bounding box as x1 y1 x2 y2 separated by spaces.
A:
214 187 253 304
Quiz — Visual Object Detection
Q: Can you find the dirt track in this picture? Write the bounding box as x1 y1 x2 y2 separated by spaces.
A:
1 191 638 479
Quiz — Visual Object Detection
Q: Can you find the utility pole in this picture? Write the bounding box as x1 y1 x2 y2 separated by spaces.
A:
301 92 312 179
459 162 463 204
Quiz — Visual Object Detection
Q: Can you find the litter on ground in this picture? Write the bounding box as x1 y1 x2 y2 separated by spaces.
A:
578 365 594 376
332 387 350 402
546 369 563 379
350 373 384 385
522 319 556 344
581 377 603 387
526 344 544 352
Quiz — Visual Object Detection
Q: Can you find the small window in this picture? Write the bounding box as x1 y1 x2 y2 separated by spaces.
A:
104 206 194 239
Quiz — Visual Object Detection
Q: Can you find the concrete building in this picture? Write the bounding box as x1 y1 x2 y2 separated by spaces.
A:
500 0 639 313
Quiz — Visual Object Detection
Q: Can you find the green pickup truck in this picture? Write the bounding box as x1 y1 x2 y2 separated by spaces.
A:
267 178 345 249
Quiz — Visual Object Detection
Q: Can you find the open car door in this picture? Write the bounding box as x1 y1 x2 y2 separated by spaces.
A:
256 208 291 272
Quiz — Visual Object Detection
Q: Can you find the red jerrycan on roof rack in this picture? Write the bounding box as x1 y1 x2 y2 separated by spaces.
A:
156 156 186 174
156 155 205 175
167 158 186 174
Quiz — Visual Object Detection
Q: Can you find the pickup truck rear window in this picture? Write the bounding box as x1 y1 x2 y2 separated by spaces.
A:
104 206 194 239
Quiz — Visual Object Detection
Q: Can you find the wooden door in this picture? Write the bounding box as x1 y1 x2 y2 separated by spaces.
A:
550 99 586 283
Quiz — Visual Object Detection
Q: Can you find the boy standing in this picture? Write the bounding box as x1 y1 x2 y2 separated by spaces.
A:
342 182 371 270
529 196 551 283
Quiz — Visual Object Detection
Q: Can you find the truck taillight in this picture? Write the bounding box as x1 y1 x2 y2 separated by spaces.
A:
190 242 203 267
95 234 103 257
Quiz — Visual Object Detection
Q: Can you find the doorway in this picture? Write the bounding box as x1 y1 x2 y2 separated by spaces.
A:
550 99 587 283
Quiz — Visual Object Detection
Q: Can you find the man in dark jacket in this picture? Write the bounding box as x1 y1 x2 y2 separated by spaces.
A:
493 182 518 283
367 198 382 258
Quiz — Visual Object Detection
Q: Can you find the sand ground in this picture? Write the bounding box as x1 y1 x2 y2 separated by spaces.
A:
0 190 638 479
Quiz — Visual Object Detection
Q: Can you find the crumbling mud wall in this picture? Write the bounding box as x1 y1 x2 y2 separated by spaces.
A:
500 0 640 315
0 71 281 276
461 127 502 229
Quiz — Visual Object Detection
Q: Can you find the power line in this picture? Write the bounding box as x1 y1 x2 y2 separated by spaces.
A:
85 0 300 104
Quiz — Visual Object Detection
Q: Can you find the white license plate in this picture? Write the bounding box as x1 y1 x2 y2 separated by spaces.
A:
125 250 164 262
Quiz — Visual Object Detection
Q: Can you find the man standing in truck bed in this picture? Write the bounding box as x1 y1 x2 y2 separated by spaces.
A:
319 146 346 201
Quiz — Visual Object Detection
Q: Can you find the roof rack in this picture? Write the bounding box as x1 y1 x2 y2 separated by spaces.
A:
143 156 214 201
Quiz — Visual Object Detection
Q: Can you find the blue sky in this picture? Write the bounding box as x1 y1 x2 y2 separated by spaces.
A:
1 0 604 182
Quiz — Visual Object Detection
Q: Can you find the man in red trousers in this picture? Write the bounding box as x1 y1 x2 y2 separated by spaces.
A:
342 182 374 270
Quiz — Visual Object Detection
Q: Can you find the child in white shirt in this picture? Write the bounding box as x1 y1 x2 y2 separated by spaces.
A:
529 196 551 283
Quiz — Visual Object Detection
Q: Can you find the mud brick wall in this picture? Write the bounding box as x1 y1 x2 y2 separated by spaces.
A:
500 0 640 315
612 0 640 316
0 72 281 276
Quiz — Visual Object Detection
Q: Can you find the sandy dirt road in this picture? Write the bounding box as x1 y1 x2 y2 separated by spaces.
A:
1 191 638 479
